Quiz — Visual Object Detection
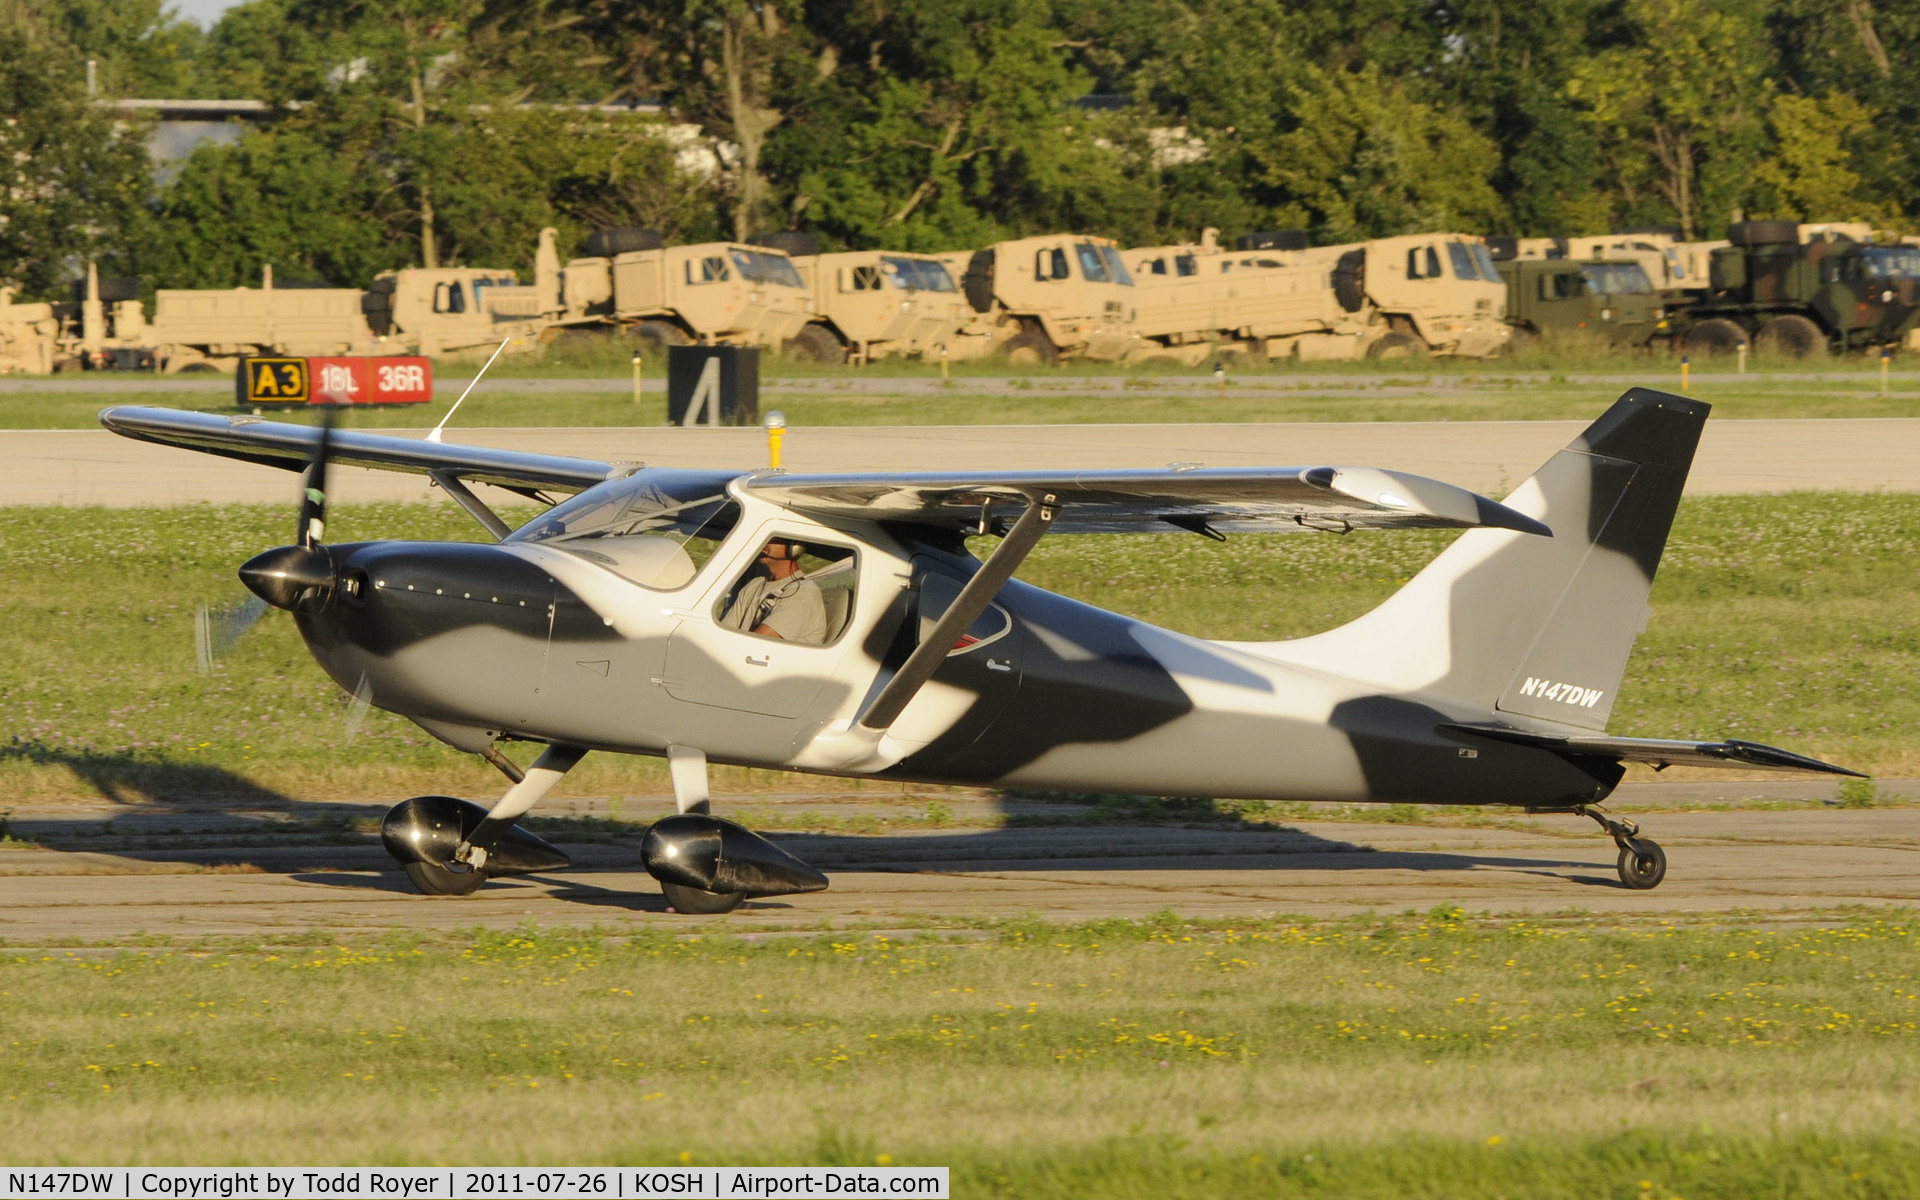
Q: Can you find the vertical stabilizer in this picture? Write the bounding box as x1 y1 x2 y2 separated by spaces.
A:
1266 388 1707 729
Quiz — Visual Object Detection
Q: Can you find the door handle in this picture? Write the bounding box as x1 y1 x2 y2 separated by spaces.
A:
745 655 769 667
986 658 1012 673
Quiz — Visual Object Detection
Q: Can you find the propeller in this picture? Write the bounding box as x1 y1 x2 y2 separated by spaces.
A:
239 411 338 613
195 411 339 672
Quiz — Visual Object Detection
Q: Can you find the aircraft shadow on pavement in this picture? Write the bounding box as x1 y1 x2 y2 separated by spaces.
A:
4 743 387 828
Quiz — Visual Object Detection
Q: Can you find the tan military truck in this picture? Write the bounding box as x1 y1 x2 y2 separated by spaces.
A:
939 234 1139 363
1494 230 1727 295
1124 230 1508 361
552 228 814 352
784 249 972 362
0 288 60 374
1125 229 1344 362
153 248 560 372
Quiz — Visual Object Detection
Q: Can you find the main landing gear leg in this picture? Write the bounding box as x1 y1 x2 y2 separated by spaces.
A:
1578 804 1666 890
654 745 742 914
638 746 826 915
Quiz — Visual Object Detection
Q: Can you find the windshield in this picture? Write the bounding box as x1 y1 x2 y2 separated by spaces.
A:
729 249 805 289
1446 242 1485 281
1098 243 1134 286
1470 243 1499 281
1076 243 1111 283
507 469 741 590
880 256 957 292
1864 246 1920 283
1581 262 1654 295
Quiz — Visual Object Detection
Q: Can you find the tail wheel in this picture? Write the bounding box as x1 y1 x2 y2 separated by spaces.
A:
661 881 746 914
403 860 487 896
1616 839 1666 890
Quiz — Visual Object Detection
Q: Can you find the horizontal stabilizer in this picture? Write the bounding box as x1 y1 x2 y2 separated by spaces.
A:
1440 723 1866 777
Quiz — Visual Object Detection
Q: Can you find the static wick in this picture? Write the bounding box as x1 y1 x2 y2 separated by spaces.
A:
427 336 513 443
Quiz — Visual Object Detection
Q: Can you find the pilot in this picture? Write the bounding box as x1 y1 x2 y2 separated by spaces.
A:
719 538 828 644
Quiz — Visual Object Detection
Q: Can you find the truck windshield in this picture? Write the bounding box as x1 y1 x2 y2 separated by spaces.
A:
880 256 957 292
1076 243 1112 283
1470 243 1500 281
729 250 805 289
1863 246 1920 283
506 470 742 591
1580 263 1654 295
1447 242 1487 282
1097 244 1134 286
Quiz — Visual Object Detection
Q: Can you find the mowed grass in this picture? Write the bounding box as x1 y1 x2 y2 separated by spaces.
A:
9 354 1920 429
2 491 1916 806
3 914 1919 1193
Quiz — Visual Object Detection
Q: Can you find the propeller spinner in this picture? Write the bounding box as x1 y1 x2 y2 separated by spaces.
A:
239 412 338 613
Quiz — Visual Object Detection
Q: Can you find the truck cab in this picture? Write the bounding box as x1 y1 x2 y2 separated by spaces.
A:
945 235 1138 363
1295 234 1510 358
789 251 971 362
557 239 814 350
1495 258 1669 348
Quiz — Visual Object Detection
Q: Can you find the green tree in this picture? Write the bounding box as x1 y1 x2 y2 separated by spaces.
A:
0 12 153 298
35 0 209 96
1752 91 1885 221
1266 64 1506 243
1566 0 1773 240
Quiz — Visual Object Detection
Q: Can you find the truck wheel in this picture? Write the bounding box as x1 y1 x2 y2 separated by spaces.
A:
998 329 1059 366
1753 314 1824 358
628 320 690 353
1365 330 1427 360
1727 220 1799 248
1684 318 1748 356
783 323 846 363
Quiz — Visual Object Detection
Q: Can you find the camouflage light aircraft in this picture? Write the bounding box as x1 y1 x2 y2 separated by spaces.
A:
102 389 1857 910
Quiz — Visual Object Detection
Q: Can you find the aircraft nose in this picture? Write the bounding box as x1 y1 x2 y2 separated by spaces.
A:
240 543 336 613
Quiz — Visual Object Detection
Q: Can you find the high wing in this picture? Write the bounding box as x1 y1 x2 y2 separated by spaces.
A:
100 405 1546 536
1441 723 1866 776
99 405 616 497
747 467 1551 536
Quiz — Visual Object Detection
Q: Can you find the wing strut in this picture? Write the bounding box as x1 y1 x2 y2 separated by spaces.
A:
430 470 513 541
792 493 1055 772
860 494 1055 732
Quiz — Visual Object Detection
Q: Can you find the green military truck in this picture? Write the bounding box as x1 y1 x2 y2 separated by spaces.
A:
1680 221 1920 357
1492 255 1671 350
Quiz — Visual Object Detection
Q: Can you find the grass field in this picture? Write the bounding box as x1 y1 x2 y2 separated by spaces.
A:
3 913 1918 1195
7 354 1920 429
2 491 1915 809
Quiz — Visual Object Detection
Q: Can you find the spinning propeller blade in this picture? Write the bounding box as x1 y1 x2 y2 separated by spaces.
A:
193 595 268 674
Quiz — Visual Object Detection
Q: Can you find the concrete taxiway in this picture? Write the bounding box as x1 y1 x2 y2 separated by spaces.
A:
8 416 1920 506
0 800 1913 942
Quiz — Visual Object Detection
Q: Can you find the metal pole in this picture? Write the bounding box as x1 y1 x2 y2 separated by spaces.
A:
1736 342 1746 375
765 410 786 469
1882 347 1892 396
1681 354 1690 394
632 351 642 405
940 344 950 384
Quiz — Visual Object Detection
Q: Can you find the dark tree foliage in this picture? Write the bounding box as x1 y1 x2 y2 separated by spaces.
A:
8 0 1913 288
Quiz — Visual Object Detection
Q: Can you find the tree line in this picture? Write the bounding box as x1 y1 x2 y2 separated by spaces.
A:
0 0 1913 298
